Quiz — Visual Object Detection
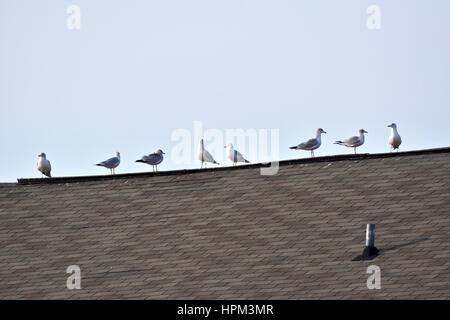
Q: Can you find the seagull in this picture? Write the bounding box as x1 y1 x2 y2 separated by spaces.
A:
388 123 402 152
37 153 52 178
96 152 120 175
136 149 165 172
225 143 250 166
335 129 368 154
290 128 327 157
197 139 219 168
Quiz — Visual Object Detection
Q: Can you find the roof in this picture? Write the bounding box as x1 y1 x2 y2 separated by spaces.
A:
1 148 450 299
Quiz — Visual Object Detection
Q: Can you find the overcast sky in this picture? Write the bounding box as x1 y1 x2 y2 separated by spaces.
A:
1 0 449 181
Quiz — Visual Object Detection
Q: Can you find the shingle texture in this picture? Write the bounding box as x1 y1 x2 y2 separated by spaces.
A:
1 148 450 299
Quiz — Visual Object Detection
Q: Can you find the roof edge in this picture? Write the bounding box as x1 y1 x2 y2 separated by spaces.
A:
16 147 450 185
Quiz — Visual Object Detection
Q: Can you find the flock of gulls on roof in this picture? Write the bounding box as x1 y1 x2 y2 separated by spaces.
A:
36 123 402 178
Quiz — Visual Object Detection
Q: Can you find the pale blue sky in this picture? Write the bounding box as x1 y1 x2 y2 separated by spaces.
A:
1 0 449 181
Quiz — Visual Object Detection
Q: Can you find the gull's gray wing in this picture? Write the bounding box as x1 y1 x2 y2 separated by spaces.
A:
101 156 120 168
299 138 319 149
344 136 361 146
145 153 163 165
203 149 217 163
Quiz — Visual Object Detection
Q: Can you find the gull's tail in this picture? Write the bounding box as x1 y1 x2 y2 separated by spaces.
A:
289 146 298 150
334 141 344 145
213 161 219 165
244 159 250 163
135 160 144 163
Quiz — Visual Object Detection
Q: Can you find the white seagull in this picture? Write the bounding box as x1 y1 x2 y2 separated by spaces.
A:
37 153 52 178
197 139 219 168
335 129 368 154
290 128 327 157
388 123 402 152
96 152 121 175
136 149 165 172
225 143 250 166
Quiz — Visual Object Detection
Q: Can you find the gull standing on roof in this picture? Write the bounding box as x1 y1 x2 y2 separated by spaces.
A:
290 128 327 157
197 139 219 168
37 153 52 178
335 129 368 154
136 149 165 172
96 152 120 175
225 143 250 166
388 123 402 152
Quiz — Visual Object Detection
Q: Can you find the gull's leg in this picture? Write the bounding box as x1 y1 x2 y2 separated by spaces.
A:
354 147 356 154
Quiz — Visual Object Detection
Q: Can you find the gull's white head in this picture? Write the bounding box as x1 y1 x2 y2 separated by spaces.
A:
388 123 397 129
115 151 121 158
156 149 165 155
38 153 46 158
359 129 368 134
224 143 234 149
198 139 206 152
317 128 327 134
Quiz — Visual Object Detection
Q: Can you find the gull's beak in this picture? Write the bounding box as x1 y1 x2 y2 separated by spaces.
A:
364 130 368 133
323 131 327 134
162 152 166 154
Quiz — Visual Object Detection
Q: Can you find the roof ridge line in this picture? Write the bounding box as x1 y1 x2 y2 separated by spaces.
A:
14 146 450 185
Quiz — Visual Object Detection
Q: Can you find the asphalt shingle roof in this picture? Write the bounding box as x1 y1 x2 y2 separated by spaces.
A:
1 148 450 299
